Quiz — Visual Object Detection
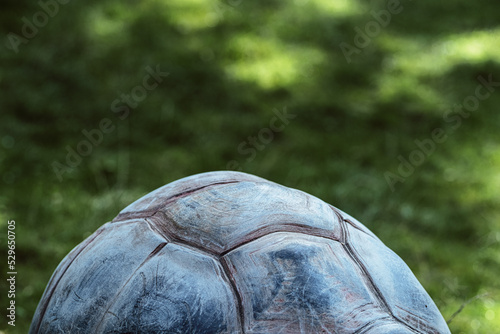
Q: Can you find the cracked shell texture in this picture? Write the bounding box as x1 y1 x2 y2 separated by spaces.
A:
30 171 451 334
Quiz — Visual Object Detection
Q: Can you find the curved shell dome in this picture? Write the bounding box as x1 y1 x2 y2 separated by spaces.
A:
30 171 450 334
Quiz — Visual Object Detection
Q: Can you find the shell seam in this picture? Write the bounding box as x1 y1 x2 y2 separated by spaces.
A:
339 218 423 334
92 236 168 333
112 181 242 222
145 213 245 333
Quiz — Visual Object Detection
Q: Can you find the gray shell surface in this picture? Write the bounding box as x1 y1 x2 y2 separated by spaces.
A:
30 171 450 334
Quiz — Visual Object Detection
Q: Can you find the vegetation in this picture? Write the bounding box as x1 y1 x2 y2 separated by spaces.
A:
1 0 499 332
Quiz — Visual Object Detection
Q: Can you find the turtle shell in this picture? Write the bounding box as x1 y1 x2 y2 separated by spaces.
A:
30 171 450 334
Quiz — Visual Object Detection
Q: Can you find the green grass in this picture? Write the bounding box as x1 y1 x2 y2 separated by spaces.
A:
1 0 500 332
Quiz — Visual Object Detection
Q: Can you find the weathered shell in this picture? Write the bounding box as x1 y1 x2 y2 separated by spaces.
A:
30 171 450 334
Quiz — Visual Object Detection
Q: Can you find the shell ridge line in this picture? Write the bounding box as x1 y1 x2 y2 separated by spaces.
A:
112 181 244 222
144 216 171 243
146 212 244 333
344 301 375 320
158 180 243 205
338 219 392 315
339 219 424 334
394 305 440 334
31 225 107 334
329 206 375 240
353 316 393 334
219 256 245 334
220 223 341 257
148 211 221 257
112 209 159 222
144 238 244 332
352 317 382 334
92 229 168 333
395 305 429 322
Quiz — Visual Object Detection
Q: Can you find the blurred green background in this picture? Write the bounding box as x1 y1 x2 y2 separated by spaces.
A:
1 0 499 332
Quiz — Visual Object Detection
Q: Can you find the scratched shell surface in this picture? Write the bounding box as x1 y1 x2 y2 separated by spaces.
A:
30 171 451 334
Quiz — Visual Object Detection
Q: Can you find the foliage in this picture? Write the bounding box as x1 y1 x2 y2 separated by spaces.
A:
1 0 499 332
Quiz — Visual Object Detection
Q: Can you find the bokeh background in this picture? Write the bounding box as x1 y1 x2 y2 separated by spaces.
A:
1 0 500 332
